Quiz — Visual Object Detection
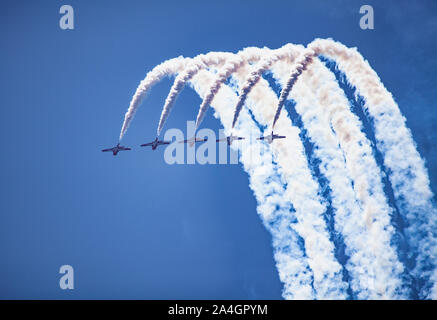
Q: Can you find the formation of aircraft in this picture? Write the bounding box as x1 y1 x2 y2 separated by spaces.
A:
102 132 286 156
216 133 245 146
140 137 171 150
101 143 131 156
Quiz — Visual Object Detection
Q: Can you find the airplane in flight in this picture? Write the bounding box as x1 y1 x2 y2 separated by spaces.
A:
140 137 171 150
179 136 208 147
216 133 245 146
257 131 286 144
101 143 131 156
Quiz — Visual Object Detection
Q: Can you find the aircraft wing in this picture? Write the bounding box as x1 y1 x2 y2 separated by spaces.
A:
157 141 171 145
120 147 131 151
216 138 226 142
180 138 207 144
102 148 114 152
276 135 286 139
256 137 265 140
140 142 154 147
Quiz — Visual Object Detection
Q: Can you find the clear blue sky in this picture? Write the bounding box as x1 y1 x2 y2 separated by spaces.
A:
0 0 436 299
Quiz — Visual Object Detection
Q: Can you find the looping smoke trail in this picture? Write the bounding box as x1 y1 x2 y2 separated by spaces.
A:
308 38 437 299
230 44 302 129
119 56 190 141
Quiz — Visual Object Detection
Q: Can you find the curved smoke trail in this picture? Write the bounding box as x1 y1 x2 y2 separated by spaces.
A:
272 51 314 129
116 40 436 299
194 47 270 130
156 52 235 136
157 47 272 135
119 56 190 141
230 44 301 129
194 55 245 130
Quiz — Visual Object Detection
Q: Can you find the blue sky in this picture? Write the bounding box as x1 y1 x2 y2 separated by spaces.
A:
0 0 436 299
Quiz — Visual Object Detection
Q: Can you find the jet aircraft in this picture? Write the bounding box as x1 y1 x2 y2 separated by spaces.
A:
140 137 171 150
101 143 131 156
216 133 245 146
257 131 286 144
180 136 208 147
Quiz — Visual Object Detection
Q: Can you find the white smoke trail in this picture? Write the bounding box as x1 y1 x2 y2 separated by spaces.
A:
271 58 406 298
272 51 314 129
230 44 302 129
194 47 270 131
156 52 237 136
194 55 245 131
190 68 316 299
308 38 437 299
230 63 349 299
157 47 273 135
119 56 190 141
